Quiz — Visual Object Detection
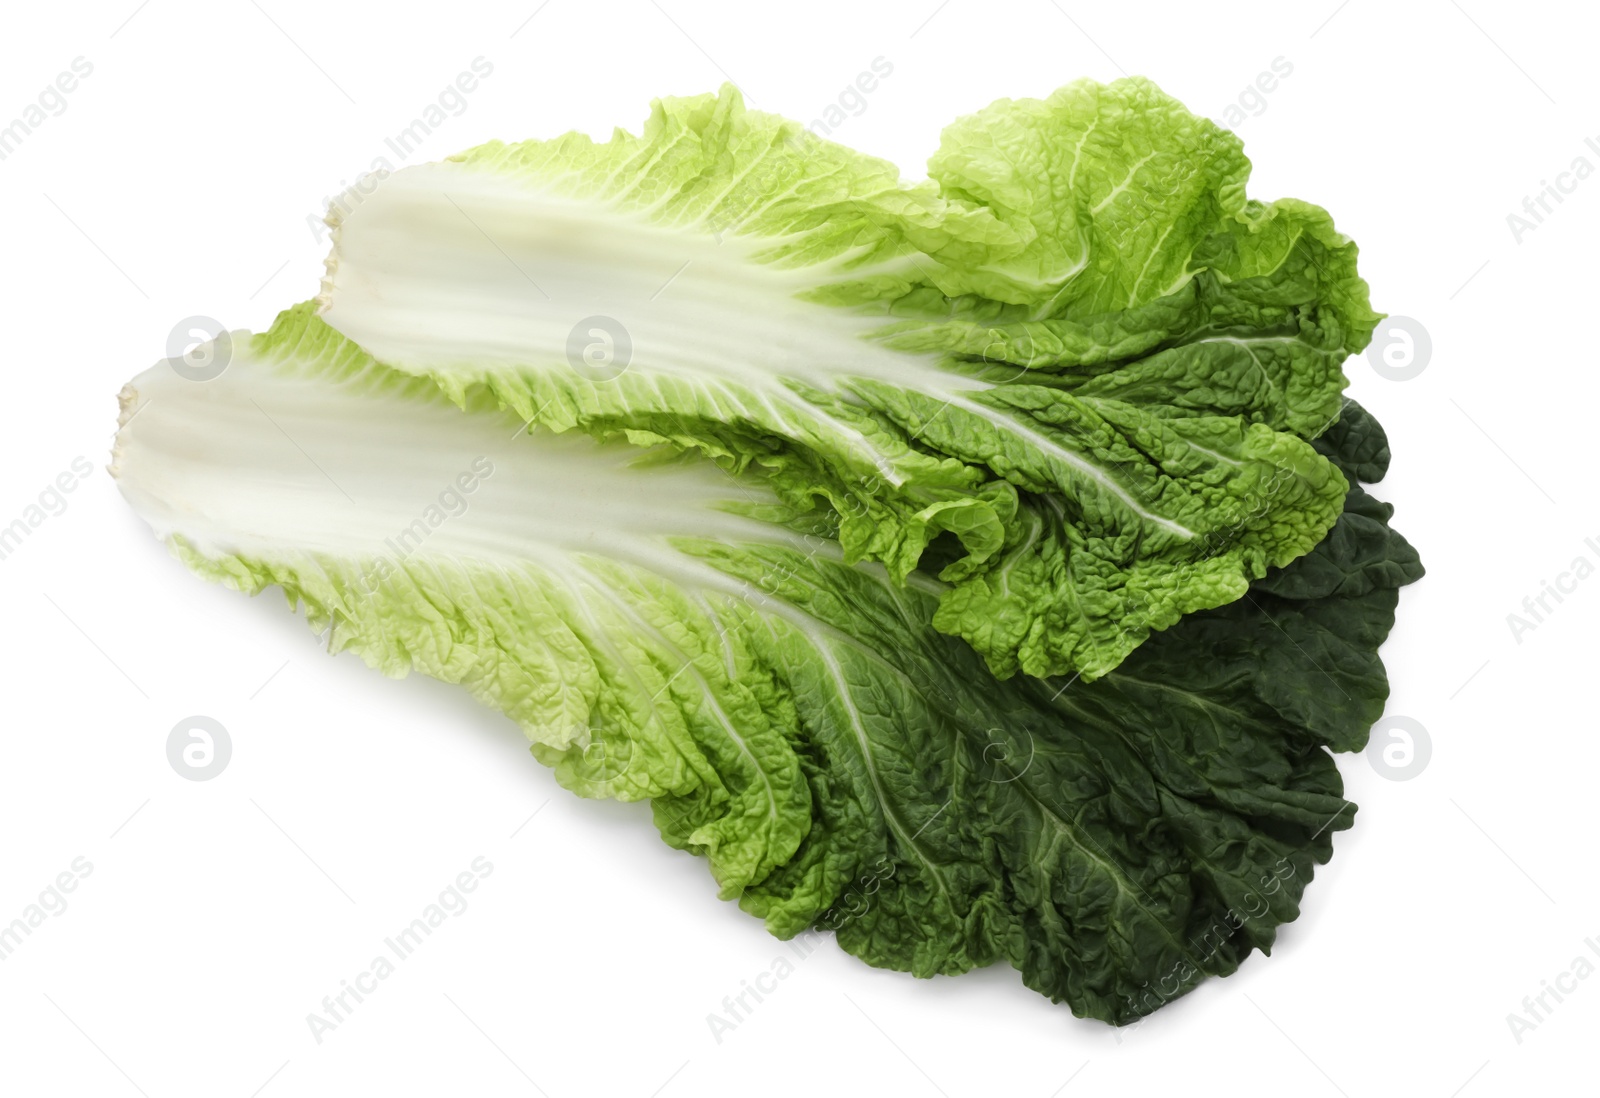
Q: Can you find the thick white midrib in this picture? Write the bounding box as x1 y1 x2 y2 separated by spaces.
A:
112 344 955 738
111 351 823 592
333 309 922 492
319 162 970 488
934 392 1196 538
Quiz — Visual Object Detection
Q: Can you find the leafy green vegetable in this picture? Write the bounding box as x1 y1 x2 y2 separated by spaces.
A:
314 78 1377 681
112 308 1419 1024
112 78 1418 1023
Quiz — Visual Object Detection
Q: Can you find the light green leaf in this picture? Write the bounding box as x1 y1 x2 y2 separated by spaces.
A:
113 319 1419 1023
309 78 1372 679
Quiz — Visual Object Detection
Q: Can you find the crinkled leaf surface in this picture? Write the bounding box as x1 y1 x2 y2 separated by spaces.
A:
113 316 1419 1024
314 78 1376 680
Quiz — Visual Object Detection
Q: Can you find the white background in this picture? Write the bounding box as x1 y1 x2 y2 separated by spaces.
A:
0 1 1593 1095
